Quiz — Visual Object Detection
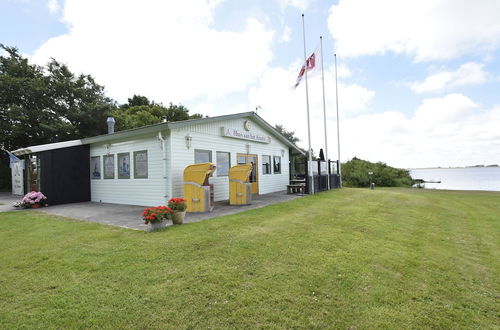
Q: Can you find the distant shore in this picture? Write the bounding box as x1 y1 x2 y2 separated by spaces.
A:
409 164 499 170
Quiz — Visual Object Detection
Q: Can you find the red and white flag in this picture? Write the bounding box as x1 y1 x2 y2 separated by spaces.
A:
292 46 321 89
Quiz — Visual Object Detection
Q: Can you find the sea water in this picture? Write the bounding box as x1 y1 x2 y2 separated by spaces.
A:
410 167 500 192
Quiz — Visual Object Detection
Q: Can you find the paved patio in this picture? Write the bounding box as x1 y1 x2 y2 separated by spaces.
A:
0 191 302 231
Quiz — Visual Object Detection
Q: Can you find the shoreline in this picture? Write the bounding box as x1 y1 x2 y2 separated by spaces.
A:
409 165 499 170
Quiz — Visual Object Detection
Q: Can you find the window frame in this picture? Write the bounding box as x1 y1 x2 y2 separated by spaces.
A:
216 151 231 177
262 155 272 175
273 155 281 174
133 150 148 179
194 149 212 164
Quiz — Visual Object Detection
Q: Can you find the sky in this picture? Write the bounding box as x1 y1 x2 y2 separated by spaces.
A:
2 0 500 168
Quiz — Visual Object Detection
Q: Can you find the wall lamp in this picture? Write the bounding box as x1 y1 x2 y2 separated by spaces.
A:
185 134 192 149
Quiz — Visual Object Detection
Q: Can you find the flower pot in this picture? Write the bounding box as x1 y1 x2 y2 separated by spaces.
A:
171 211 186 225
149 221 166 231
31 203 41 209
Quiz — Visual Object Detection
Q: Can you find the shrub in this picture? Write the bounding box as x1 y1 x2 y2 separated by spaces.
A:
342 157 413 188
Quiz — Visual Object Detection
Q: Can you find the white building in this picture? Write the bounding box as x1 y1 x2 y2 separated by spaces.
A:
13 112 304 206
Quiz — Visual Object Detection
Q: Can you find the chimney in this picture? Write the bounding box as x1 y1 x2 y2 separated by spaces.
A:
106 117 115 134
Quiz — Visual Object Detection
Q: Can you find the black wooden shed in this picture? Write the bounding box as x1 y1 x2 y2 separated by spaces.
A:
14 141 91 206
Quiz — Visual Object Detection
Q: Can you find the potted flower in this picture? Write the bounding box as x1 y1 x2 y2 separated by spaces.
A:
16 191 48 209
168 198 187 225
142 206 173 230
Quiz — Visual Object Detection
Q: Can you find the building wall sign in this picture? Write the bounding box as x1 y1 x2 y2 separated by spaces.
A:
117 153 131 179
91 156 101 179
11 160 24 196
103 154 115 179
134 150 148 179
222 127 271 144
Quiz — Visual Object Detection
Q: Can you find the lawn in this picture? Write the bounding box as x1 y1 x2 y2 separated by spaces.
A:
0 188 499 329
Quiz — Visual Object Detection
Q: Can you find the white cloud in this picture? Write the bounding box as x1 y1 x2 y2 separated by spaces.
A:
413 93 478 124
339 94 500 168
336 82 374 114
328 0 500 61
280 25 291 43
410 62 491 94
207 0 225 9
47 0 59 14
280 0 310 10
335 64 351 79
30 0 274 104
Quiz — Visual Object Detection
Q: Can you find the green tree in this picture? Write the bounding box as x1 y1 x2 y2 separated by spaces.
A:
341 157 414 188
46 60 115 139
274 124 300 144
111 98 203 131
122 95 150 108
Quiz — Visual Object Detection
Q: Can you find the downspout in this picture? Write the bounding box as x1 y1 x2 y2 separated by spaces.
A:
158 131 168 204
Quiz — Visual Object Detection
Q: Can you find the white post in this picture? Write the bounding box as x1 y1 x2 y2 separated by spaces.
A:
301 14 314 194
320 36 330 190
334 53 342 188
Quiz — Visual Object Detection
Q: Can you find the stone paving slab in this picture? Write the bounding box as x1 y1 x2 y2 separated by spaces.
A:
0 193 22 212
0 191 302 231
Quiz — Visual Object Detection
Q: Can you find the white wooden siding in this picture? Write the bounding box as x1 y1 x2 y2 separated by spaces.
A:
170 117 289 201
89 132 169 206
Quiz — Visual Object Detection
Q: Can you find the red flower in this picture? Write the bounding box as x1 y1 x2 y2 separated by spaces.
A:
142 204 175 223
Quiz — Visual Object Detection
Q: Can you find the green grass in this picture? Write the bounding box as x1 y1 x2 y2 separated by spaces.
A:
0 188 499 329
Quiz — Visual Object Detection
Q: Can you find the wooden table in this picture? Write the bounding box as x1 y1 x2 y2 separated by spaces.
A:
287 179 306 194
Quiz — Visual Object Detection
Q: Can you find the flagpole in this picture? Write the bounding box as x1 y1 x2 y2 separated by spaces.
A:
334 53 342 188
302 14 314 194
320 36 330 189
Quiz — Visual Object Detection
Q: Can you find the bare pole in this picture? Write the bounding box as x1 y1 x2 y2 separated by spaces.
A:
334 53 342 188
320 36 329 189
302 14 314 194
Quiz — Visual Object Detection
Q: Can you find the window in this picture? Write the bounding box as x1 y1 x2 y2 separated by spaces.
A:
90 156 101 179
117 153 131 179
134 150 148 179
237 155 246 164
103 154 115 179
262 155 271 174
273 156 281 174
216 152 230 176
195 149 212 164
